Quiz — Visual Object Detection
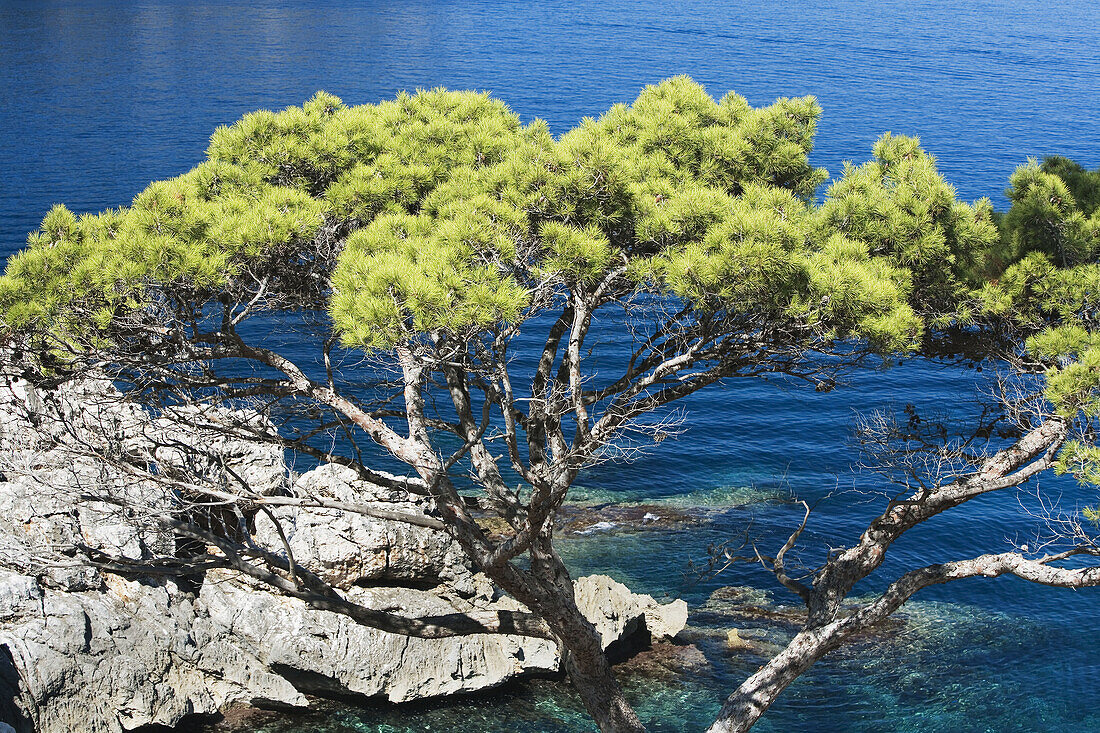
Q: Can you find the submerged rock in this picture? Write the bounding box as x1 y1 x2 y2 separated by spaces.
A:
694 585 806 628
612 639 710 680
557 503 705 536
723 627 783 656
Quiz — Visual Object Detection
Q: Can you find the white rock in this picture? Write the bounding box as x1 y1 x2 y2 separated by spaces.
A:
153 404 288 496
0 574 303 733
574 574 688 647
0 571 41 621
198 570 560 703
254 503 475 593
0 366 684 732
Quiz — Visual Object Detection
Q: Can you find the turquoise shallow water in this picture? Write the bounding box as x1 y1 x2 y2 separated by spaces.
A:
2 1 1100 730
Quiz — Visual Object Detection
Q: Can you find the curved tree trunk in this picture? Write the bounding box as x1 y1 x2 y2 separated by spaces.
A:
706 627 837 733
485 569 644 732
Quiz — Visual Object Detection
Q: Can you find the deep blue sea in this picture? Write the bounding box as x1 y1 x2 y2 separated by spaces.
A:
2 2 1099 731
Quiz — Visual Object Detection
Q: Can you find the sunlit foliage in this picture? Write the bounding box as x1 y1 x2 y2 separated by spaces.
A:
3 79 1099 483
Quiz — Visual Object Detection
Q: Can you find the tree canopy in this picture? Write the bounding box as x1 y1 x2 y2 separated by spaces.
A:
1 79 946 354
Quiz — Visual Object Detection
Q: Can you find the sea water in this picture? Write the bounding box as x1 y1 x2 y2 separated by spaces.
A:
2 2 1099 731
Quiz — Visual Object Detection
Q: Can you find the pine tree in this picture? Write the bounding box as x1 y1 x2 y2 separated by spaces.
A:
4 80 1100 733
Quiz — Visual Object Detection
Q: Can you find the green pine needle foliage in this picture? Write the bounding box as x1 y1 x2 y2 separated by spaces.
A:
7 80 1100 499
818 133 999 319
998 159 1100 267
0 79 1076 384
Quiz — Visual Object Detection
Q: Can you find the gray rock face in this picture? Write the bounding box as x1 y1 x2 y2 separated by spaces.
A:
574 574 689 647
254 464 476 593
0 572 303 733
199 570 560 703
0 572 40 621
0 373 175 593
0 530 563 732
0 371 688 733
152 405 288 497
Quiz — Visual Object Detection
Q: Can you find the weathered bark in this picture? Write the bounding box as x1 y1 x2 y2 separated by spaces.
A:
808 417 1069 624
560 621 647 733
498 576 644 733
490 567 645 733
707 627 837 733
400 442 645 729
709 547 1100 732
525 536 646 733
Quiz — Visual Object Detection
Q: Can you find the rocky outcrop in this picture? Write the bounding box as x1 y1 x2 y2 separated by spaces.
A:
0 560 566 733
0 373 687 733
253 464 477 594
0 491 539 731
574 574 688 648
198 570 559 703
0 374 172 591
152 404 288 497
0 571 302 733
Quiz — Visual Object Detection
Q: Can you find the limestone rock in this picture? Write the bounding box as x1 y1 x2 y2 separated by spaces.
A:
198 570 560 703
0 571 40 621
0 573 303 733
293 462 412 503
0 368 688 732
254 464 475 593
0 373 147 458
0 375 176 569
574 574 688 648
151 405 288 496
726 628 751 650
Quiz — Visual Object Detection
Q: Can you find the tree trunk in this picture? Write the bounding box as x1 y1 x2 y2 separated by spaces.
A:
518 536 647 733
706 627 837 733
549 598 646 733
483 566 644 731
